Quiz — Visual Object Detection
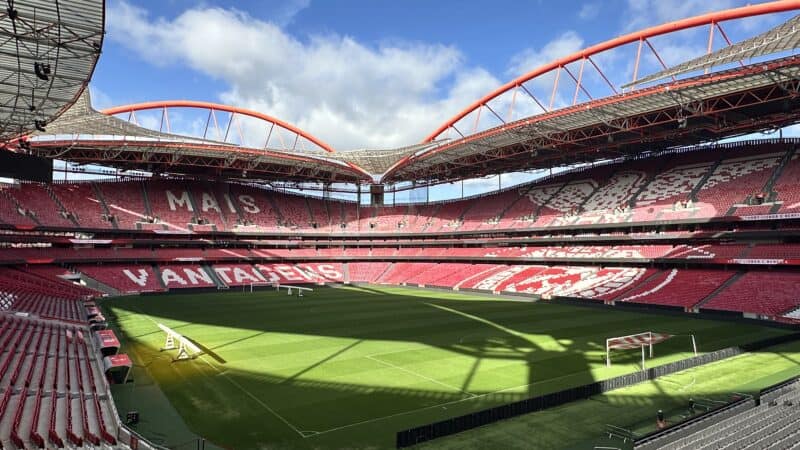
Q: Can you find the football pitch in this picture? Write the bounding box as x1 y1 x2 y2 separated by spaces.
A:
103 286 792 449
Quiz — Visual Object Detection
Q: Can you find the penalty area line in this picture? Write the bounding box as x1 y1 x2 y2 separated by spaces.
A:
195 354 307 438
307 376 550 438
132 305 311 438
365 354 477 398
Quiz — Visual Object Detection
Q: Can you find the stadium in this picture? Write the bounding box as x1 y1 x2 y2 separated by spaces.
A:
2 0 800 449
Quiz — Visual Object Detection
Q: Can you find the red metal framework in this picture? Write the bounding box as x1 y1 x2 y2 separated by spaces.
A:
384 56 800 182
423 1 800 144
30 137 370 182
102 100 337 154
25 1 800 186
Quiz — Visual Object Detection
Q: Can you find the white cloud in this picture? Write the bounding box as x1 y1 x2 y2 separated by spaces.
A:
508 31 584 77
107 1 500 150
88 85 114 110
623 0 736 31
578 3 601 21
504 31 586 112
105 0 789 159
273 0 311 27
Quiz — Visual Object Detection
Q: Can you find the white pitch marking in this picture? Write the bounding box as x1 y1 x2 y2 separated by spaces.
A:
137 310 306 438
365 354 477 398
218 371 306 438
306 376 550 438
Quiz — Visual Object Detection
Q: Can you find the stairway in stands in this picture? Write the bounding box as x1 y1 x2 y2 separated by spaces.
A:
692 270 746 311
44 185 80 228
766 146 797 213
137 181 159 230
203 264 228 289
90 182 117 229
0 189 40 226
688 159 722 203
222 182 246 227
609 269 665 302
530 181 567 225
152 264 169 291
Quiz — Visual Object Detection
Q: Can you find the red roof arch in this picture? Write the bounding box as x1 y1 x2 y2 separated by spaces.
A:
102 100 337 153
423 0 800 144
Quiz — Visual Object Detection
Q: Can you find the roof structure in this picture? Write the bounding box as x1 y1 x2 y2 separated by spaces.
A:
0 0 104 141
29 92 373 183
624 14 800 88
383 56 800 182
22 1 800 186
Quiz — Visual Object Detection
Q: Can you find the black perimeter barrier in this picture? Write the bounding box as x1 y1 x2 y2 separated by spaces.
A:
395 332 800 448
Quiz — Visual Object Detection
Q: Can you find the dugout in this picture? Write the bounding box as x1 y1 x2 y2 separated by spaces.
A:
94 329 120 356
103 354 132 384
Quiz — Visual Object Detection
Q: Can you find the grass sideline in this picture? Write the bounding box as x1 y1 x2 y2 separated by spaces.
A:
419 339 800 450
103 286 790 449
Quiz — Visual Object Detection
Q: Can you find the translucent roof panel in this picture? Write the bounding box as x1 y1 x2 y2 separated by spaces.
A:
0 0 104 140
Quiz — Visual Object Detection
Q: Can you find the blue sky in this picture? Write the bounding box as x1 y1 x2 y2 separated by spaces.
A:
85 0 797 201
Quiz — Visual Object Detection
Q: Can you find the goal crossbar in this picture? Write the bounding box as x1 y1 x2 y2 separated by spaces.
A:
158 323 202 361
247 282 314 296
605 331 696 370
274 283 313 297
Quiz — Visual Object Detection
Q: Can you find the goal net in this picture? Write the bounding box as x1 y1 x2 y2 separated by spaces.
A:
158 323 202 361
246 282 314 297
606 331 697 370
245 281 277 292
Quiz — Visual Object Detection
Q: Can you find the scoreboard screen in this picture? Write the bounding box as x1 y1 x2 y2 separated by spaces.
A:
0 151 52 182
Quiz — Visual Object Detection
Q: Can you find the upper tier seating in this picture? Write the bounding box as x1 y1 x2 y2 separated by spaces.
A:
2 142 796 233
0 187 37 227
6 184 74 228
774 152 800 213
227 184 281 231
96 181 150 229
460 190 520 231
145 180 197 231
632 160 712 222
695 153 782 218
272 194 311 229
189 185 230 230
369 206 407 232
50 184 111 229
306 197 332 232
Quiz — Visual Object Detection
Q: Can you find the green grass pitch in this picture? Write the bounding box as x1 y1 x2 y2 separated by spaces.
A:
102 286 792 449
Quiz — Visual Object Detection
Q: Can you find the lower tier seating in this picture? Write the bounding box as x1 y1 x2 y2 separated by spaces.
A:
0 315 117 449
69 262 800 320
702 271 800 316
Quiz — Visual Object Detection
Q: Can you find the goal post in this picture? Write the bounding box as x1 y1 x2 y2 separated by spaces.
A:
158 323 202 361
246 282 314 297
606 331 697 370
245 281 277 293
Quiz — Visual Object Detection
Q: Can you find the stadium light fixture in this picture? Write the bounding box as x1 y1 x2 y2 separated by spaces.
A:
33 62 51 81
